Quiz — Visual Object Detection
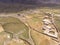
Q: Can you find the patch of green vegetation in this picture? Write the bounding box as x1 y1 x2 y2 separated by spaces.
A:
19 29 29 39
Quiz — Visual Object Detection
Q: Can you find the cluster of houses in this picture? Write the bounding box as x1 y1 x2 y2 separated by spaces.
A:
42 13 58 38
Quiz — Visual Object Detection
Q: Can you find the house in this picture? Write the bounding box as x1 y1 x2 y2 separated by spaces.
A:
43 19 51 25
44 29 58 38
42 25 52 30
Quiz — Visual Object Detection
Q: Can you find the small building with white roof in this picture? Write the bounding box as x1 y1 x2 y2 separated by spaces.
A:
43 19 51 25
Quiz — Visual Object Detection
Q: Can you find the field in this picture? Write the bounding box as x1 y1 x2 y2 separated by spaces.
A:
0 16 29 45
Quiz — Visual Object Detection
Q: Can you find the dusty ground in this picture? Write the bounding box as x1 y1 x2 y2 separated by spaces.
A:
0 24 4 33
31 29 58 45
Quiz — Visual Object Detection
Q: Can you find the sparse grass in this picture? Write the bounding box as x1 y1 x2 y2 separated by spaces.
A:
0 16 29 39
18 28 29 39
0 17 20 24
3 23 28 34
1 17 29 39
54 16 60 32
27 15 43 32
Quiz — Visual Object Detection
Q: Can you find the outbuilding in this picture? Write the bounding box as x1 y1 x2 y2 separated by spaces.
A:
43 19 51 25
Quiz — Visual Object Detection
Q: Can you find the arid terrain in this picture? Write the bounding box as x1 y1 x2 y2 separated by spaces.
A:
0 5 60 45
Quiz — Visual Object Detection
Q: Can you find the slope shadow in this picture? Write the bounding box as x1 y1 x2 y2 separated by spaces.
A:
0 2 60 13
